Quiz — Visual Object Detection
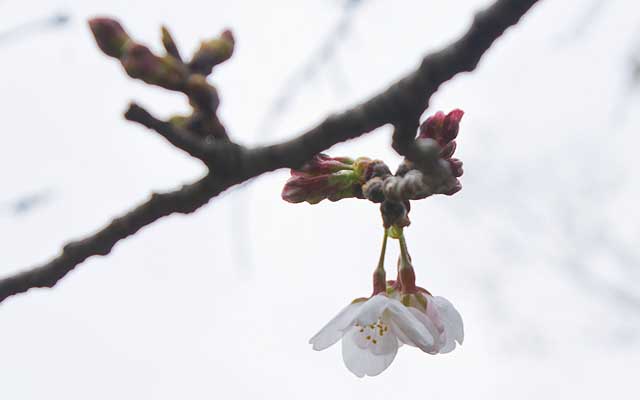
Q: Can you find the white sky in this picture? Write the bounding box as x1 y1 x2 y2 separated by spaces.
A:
1 0 639 398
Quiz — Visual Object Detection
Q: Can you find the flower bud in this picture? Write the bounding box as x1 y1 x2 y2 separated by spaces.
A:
282 170 361 204
88 17 130 58
297 153 355 175
393 109 466 199
121 44 187 90
418 109 464 146
419 111 445 141
121 43 157 78
189 29 235 75
442 109 464 143
282 154 384 204
161 25 182 60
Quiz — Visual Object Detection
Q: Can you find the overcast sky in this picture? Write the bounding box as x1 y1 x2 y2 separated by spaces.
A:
1 0 639 398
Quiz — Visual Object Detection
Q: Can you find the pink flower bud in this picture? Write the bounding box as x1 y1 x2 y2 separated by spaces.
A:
282 154 384 204
418 111 445 141
442 109 464 143
418 109 464 146
281 170 360 204
297 153 355 175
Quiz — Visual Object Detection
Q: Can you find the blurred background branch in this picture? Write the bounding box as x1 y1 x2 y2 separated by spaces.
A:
0 11 70 46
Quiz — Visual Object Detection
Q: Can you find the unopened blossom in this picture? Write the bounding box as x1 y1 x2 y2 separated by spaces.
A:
309 293 439 377
388 109 466 200
418 109 464 146
418 109 465 196
281 154 379 204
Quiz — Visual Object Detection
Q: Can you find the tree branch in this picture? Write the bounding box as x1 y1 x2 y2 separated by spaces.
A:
124 103 213 162
0 0 541 304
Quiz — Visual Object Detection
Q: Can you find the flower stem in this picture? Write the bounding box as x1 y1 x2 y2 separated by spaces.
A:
398 233 410 264
372 230 388 295
377 229 388 270
397 232 417 293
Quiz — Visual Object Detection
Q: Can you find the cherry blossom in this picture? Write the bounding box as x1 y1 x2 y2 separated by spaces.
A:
309 293 438 377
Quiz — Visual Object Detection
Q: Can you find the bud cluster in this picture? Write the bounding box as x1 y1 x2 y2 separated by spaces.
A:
281 154 389 204
89 17 234 140
282 110 466 227
418 109 464 195
393 109 465 198
89 18 188 91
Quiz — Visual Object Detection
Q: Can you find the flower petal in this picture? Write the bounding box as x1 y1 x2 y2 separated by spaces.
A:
370 327 398 356
350 318 398 355
389 323 416 347
341 327 398 377
433 296 464 353
385 299 436 353
425 295 447 348
309 301 363 351
354 294 389 326
408 308 441 354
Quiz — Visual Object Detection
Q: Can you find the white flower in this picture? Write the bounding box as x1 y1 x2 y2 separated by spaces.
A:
394 290 464 354
309 293 438 377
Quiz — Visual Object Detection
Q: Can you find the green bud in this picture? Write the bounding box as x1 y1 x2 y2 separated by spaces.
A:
189 29 235 75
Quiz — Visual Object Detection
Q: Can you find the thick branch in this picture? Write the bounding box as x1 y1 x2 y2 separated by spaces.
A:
0 175 232 303
0 0 541 303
